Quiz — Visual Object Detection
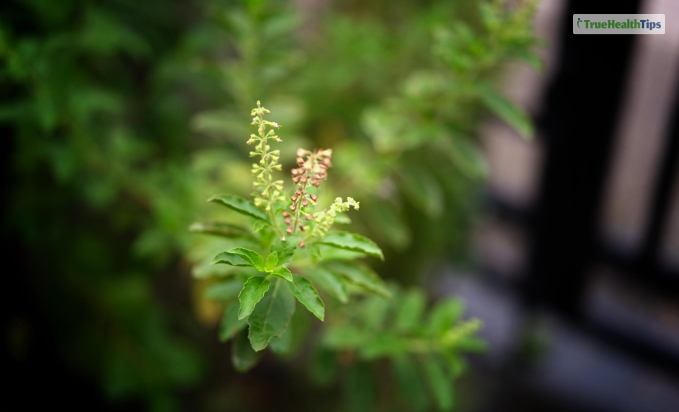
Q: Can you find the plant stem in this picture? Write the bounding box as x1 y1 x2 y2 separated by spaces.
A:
292 179 308 234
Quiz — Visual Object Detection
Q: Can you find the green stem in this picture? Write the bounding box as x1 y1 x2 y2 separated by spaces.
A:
256 116 283 238
292 179 308 234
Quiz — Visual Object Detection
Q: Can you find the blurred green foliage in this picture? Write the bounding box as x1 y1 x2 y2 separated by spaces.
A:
0 0 209 409
2 0 539 410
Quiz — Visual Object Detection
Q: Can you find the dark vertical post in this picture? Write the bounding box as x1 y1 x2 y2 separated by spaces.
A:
524 0 641 316
638 77 679 267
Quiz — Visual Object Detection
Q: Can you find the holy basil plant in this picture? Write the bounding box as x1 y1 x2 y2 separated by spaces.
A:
191 101 388 362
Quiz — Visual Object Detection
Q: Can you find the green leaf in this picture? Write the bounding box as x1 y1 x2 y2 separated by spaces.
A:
205 280 243 301
345 363 375 412
238 276 271 319
325 261 390 298
363 200 410 250
333 214 351 224
514 49 544 71
361 334 409 359
212 251 251 267
323 324 370 349
271 234 299 266
398 166 444 218
265 252 278 271
189 222 251 238
317 231 384 260
232 330 262 372
441 137 488 180
310 348 339 386
479 84 534 139
392 354 429 412
305 267 348 303
312 245 368 261
253 220 270 233
361 295 391 330
208 194 268 222
457 337 489 353
427 299 464 337
228 248 265 271
287 275 325 321
248 279 296 351
395 288 426 332
219 303 248 342
269 267 293 282
269 323 292 355
422 358 454 411
193 261 242 279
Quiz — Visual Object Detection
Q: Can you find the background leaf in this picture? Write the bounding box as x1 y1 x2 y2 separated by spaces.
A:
427 298 465 337
205 280 244 301
395 288 426 332
325 261 390 298
317 231 384 260
422 357 454 411
189 222 252 238
479 84 534 139
232 330 263 372
208 194 269 221
392 354 429 411
305 267 348 303
219 303 248 342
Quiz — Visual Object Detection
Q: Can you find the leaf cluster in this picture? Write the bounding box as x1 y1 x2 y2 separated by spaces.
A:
314 287 486 411
192 103 389 368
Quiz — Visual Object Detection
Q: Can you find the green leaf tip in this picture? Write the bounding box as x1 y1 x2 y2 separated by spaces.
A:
265 252 279 271
269 267 293 282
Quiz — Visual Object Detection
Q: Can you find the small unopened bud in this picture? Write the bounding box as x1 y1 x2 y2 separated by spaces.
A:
305 214 314 220
286 226 293 235
282 211 291 217
291 195 298 202
299 225 305 232
298 241 306 248
284 218 291 225
290 204 296 212
302 198 309 207
310 194 318 202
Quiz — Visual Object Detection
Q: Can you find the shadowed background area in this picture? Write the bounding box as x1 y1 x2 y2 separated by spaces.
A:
2 0 679 411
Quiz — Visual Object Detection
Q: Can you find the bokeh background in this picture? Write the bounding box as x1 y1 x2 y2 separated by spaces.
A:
2 0 679 411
